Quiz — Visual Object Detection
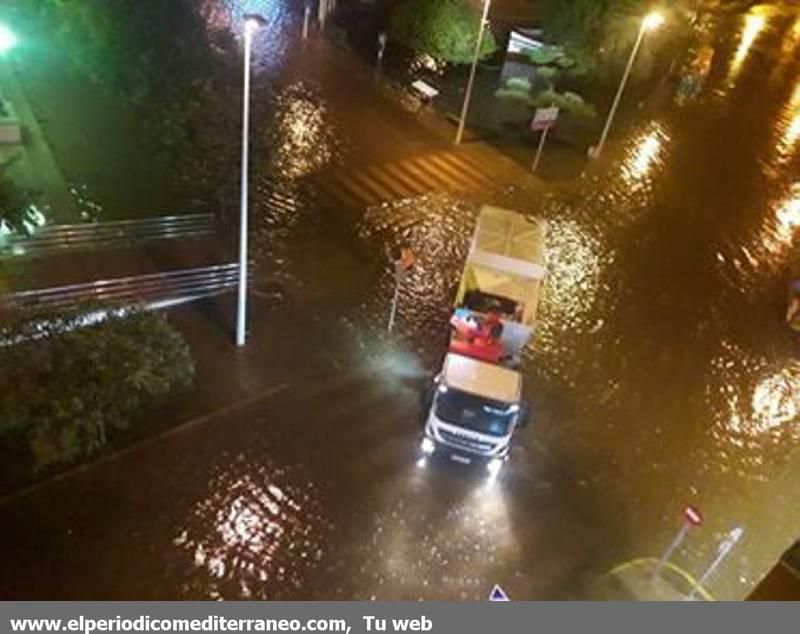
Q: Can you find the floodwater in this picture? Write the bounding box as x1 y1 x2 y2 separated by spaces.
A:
2 0 799 602
295 2 800 598
328 3 800 598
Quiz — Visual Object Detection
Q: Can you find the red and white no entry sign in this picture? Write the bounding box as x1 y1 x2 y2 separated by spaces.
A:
684 505 703 527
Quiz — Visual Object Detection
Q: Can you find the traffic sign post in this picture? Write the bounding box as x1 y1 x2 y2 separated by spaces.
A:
530 107 559 173
688 526 744 600
302 4 311 39
651 505 703 581
388 248 415 333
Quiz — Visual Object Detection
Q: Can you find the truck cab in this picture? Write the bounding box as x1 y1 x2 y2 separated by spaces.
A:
421 353 528 478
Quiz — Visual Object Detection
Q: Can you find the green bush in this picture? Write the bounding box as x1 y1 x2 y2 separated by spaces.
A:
531 88 597 119
505 76 533 93
495 88 532 102
536 66 559 84
389 0 497 65
0 306 194 470
526 45 563 66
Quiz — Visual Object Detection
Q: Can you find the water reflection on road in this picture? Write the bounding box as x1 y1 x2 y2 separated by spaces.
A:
173 452 330 600
233 0 800 598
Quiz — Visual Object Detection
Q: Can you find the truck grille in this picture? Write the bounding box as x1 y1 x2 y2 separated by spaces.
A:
438 429 496 454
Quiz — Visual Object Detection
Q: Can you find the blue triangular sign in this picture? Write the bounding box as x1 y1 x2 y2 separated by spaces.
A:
489 584 510 601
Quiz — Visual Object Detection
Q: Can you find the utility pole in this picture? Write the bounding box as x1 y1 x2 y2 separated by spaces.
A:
593 12 664 158
454 0 491 145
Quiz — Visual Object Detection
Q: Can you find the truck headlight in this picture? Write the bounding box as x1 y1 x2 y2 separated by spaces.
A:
487 458 503 478
421 437 436 455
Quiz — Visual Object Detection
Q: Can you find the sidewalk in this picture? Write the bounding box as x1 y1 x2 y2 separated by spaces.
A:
0 58 77 224
586 558 714 601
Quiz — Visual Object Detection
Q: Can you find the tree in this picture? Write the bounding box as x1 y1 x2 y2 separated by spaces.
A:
0 305 194 470
540 0 693 79
389 0 498 65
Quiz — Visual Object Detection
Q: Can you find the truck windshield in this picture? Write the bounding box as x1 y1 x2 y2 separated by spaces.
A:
435 388 516 437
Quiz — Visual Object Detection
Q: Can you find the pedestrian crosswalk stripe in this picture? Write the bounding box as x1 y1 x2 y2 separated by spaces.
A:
314 150 499 210
425 153 479 188
437 152 495 186
336 173 383 205
410 155 466 190
321 180 362 211
349 170 398 202
364 165 418 199
402 158 449 191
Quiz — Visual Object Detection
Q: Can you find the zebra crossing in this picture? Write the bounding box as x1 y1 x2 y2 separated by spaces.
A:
313 150 500 210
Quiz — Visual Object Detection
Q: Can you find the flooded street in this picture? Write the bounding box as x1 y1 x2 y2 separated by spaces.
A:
1 0 799 601
262 1 800 598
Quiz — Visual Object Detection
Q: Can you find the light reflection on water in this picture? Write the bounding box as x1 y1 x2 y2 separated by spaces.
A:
620 122 670 193
173 453 329 599
736 182 800 286
251 82 342 284
269 83 339 181
353 474 516 600
730 9 768 78
708 341 800 478
533 216 604 367
776 84 800 160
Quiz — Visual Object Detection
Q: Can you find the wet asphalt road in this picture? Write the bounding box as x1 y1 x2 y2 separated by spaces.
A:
0 366 597 600
1 0 800 601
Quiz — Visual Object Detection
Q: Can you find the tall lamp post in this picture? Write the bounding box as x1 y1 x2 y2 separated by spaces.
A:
593 11 664 159
236 13 265 348
454 0 491 145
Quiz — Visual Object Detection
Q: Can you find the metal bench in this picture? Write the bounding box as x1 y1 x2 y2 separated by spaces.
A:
410 80 439 112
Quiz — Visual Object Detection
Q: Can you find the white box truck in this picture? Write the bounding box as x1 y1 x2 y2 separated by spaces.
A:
420 205 548 478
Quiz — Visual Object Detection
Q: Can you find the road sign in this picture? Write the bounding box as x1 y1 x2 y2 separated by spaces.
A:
684 505 703 527
394 248 415 283
530 107 559 172
389 248 415 332
689 526 744 600
531 106 559 131
652 505 704 581
489 584 510 601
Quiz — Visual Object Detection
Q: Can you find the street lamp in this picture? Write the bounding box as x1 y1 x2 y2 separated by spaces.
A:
0 23 18 55
592 11 664 159
454 0 491 145
236 13 265 348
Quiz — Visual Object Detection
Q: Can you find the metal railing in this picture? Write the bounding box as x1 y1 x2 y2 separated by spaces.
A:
0 214 216 258
2 263 247 312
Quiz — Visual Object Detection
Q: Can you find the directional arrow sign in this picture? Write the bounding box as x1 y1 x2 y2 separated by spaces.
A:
489 585 510 601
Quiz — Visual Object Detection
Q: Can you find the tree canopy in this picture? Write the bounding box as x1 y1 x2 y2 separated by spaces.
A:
389 0 498 65
0 306 194 470
540 0 693 77
39 0 213 99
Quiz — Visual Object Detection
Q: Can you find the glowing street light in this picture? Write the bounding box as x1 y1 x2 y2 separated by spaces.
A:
592 11 664 159
0 23 18 54
236 13 266 347
643 11 665 31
